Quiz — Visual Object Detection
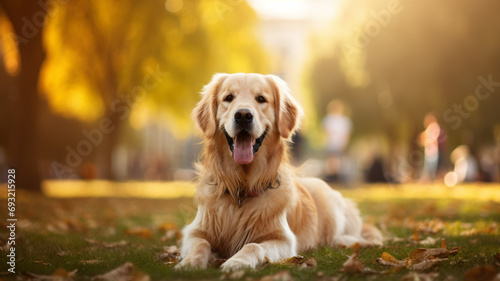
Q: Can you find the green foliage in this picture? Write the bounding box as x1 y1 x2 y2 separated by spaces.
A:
41 0 269 135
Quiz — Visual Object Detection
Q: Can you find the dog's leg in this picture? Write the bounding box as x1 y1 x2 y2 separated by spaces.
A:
220 213 297 272
175 238 212 270
220 239 295 272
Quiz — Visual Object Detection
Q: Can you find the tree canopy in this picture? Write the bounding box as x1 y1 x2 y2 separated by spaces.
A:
40 0 269 137
308 0 500 147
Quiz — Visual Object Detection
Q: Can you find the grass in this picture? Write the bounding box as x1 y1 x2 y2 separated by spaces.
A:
1 182 499 280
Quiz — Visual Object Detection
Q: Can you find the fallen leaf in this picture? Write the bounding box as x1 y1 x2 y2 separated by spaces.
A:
379 252 403 265
377 247 460 272
464 265 498 281
409 247 460 262
156 245 181 264
158 222 178 232
274 255 305 265
92 262 139 281
268 255 317 269
257 271 294 281
401 272 439 281
158 223 182 241
21 269 77 281
340 252 365 273
410 229 420 242
410 259 444 271
34 260 51 266
340 246 377 273
53 269 78 278
419 237 438 246
300 258 317 269
125 227 153 239
441 238 447 249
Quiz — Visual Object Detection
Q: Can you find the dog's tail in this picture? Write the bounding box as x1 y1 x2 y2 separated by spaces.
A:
361 223 383 247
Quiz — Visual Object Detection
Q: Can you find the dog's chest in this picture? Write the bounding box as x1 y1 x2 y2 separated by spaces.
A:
201 201 275 258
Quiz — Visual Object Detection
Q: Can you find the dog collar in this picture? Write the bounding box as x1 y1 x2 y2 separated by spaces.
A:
225 178 281 207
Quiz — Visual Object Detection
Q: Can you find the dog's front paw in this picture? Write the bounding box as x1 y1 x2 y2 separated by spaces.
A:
174 256 208 271
220 258 256 272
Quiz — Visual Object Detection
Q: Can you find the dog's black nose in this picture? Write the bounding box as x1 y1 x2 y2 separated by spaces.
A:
234 108 253 127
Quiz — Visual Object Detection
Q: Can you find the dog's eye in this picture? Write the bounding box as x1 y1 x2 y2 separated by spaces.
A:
224 94 234 102
257 96 267 103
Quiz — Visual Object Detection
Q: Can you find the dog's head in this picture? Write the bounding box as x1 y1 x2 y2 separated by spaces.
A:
193 73 303 164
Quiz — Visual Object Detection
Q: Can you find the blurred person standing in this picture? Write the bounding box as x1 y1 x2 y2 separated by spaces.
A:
418 113 446 182
322 100 352 182
450 145 478 182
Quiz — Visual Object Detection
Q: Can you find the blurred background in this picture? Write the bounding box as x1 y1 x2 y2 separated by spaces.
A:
1 0 500 193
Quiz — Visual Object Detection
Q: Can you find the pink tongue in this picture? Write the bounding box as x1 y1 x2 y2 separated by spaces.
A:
234 132 254 164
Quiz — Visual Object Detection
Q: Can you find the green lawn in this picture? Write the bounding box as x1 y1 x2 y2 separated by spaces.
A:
1 183 499 280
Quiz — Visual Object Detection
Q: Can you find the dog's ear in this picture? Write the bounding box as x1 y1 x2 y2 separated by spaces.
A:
266 75 304 139
192 73 229 138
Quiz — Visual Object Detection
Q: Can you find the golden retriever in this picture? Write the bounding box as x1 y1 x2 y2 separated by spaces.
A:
176 73 382 271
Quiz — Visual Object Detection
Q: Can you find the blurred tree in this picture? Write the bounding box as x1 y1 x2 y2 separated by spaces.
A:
0 1 47 191
308 0 500 149
39 0 268 179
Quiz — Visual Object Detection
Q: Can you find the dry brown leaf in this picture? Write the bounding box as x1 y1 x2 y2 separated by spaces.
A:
34 261 51 266
257 271 294 281
419 237 438 246
340 247 377 274
300 257 317 269
377 247 460 272
22 269 77 281
441 238 447 249
269 255 316 269
464 265 498 281
401 272 439 281
275 256 305 265
376 257 400 267
380 252 403 265
156 245 181 264
409 247 460 262
92 262 144 281
340 252 365 273
409 259 444 271
411 230 420 242
158 223 178 231
158 223 182 241
125 227 153 239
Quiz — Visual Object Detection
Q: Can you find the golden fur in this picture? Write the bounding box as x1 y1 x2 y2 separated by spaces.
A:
176 73 382 271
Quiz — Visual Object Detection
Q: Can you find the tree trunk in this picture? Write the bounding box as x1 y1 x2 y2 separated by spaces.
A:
1 1 46 191
99 111 122 181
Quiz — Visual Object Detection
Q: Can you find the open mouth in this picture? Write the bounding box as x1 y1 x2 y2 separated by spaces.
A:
224 129 267 164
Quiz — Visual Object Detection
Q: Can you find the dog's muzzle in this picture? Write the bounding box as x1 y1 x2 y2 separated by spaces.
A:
224 129 266 164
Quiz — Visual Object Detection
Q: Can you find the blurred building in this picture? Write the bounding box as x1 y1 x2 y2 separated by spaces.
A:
250 0 343 100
